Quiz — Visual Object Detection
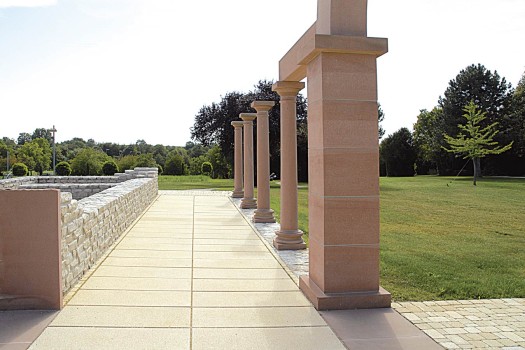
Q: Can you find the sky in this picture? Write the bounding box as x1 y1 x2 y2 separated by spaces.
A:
1 0 524 146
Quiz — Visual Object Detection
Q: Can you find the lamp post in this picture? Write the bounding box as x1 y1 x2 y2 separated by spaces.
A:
50 125 57 175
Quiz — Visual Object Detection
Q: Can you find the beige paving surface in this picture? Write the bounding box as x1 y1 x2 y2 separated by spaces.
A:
28 194 345 350
394 299 525 349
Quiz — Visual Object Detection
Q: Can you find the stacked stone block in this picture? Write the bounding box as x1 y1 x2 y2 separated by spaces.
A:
60 175 158 294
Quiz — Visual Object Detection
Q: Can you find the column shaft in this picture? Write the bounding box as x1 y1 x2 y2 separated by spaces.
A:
272 81 306 250
252 101 276 223
240 113 257 209
231 121 244 198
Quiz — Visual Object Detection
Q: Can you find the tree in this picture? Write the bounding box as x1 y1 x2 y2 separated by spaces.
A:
164 151 186 175
378 103 386 140
380 128 416 177
189 155 208 175
31 128 52 143
413 107 446 174
17 138 52 175
438 64 512 174
206 145 230 179
118 155 138 172
0 139 16 174
443 102 513 185
135 153 157 168
17 132 32 145
71 148 110 175
190 80 308 180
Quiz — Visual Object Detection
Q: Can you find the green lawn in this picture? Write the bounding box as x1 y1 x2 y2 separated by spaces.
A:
379 176 525 301
158 175 525 301
158 175 233 190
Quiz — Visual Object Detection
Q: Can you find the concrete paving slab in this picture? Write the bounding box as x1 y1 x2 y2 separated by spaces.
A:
115 242 192 251
192 307 326 328
81 276 191 291
193 238 266 246
29 327 190 350
125 231 192 238
110 249 192 259
68 290 191 307
103 257 192 268
193 278 298 292
191 327 345 350
193 244 268 252
192 291 311 307
120 237 193 245
49 306 190 328
193 258 281 269
193 233 260 240
192 268 290 280
192 251 275 260
92 266 191 279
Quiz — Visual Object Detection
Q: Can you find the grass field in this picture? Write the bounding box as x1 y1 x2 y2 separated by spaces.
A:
158 175 233 190
158 175 525 301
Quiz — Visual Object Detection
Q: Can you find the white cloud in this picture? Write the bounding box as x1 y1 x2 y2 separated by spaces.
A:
0 0 57 8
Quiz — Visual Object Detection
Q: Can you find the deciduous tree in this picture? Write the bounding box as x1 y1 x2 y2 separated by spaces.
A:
443 102 513 185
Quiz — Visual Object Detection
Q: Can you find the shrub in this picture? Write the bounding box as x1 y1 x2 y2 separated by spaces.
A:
55 161 72 176
12 163 28 177
157 164 163 175
201 161 213 176
102 160 119 176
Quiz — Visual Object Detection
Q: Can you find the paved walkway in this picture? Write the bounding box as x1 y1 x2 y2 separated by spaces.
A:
28 193 347 349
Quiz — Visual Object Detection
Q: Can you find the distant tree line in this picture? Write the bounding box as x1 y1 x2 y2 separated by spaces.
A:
0 133 230 178
380 64 525 177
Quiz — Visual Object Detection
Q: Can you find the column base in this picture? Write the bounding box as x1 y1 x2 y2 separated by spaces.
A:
240 198 257 209
252 209 276 223
232 190 244 198
299 275 391 310
273 229 306 250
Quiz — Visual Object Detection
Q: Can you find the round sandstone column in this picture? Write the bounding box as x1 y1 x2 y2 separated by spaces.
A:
231 121 244 198
272 81 306 250
240 113 257 209
251 101 276 223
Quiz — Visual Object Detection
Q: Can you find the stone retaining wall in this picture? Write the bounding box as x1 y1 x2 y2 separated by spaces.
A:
60 175 158 294
0 168 159 200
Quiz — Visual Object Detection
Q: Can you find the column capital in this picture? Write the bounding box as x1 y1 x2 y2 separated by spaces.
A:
231 121 244 128
251 101 275 113
272 81 305 97
240 113 257 122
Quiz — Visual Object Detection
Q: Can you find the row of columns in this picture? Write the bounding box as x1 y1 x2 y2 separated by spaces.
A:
231 84 306 250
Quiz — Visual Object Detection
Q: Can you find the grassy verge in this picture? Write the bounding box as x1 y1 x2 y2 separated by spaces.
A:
158 175 233 190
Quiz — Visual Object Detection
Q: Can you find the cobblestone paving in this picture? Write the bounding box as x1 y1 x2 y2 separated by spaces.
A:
393 299 525 349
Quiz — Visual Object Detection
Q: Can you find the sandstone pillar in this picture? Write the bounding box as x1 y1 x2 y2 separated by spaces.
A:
251 101 276 223
231 121 244 198
240 113 257 209
272 82 306 250
276 0 391 309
